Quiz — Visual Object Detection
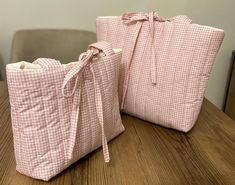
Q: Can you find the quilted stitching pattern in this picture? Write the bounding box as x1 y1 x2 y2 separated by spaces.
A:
6 41 124 181
96 12 224 132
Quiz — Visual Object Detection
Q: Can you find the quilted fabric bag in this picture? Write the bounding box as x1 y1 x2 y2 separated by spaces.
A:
6 41 124 181
96 12 224 132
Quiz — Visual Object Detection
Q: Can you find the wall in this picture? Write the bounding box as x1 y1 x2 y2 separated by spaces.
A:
0 0 233 109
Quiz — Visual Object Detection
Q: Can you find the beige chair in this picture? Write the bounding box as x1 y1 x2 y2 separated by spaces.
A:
10 29 97 64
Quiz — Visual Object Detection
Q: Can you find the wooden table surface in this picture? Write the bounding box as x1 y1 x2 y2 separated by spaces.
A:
0 81 235 185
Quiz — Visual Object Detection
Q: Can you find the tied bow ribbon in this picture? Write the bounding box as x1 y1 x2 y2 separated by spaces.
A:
120 12 192 109
122 12 167 24
122 12 169 85
122 12 192 85
62 44 112 162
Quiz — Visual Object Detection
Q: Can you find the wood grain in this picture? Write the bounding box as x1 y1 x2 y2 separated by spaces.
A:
0 81 235 185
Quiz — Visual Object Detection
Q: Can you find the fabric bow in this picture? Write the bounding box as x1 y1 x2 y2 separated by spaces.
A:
120 12 192 109
122 12 160 85
121 12 192 85
122 12 166 25
62 47 110 162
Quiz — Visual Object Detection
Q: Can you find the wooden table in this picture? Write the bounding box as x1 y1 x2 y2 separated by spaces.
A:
0 81 235 185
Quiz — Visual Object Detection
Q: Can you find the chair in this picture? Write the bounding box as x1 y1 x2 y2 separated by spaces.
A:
10 29 97 63
224 50 235 121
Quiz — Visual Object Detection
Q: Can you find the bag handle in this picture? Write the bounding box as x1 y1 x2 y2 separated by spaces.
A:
120 12 191 109
89 41 115 56
172 15 192 24
63 41 114 162
62 41 114 97
122 12 192 84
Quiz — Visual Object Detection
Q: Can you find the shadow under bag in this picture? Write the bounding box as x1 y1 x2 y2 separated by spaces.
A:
7 41 124 181
96 12 224 132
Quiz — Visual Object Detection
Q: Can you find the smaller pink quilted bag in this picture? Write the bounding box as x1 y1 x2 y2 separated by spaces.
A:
6 41 124 181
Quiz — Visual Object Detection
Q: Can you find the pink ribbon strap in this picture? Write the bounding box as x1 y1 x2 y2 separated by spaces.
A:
62 41 114 162
122 12 192 84
121 12 192 109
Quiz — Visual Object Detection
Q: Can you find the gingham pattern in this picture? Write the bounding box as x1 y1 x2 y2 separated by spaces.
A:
96 12 224 132
6 41 124 181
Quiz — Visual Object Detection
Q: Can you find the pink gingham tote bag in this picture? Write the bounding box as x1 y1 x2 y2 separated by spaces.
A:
96 12 224 132
6 41 124 181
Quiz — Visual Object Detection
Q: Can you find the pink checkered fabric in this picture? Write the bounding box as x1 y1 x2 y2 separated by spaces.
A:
6 41 124 181
96 12 225 132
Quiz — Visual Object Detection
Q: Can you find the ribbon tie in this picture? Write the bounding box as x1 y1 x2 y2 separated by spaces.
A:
122 12 166 85
122 12 166 24
62 44 111 162
122 12 192 85
120 12 192 109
